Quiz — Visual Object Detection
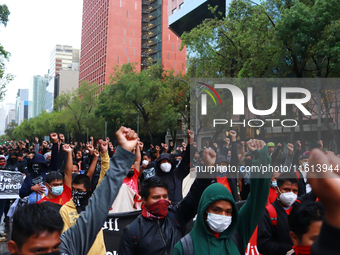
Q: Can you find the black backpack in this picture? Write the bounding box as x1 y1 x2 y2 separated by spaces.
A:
180 231 243 255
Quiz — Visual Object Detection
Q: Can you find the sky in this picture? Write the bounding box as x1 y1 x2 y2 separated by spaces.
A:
0 0 83 107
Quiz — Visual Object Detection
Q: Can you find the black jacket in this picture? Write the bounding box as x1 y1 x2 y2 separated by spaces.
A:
257 192 316 255
154 146 191 203
119 177 211 255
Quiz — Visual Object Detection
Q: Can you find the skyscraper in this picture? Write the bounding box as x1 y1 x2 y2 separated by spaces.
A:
28 75 48 119
79 0 186 87
16 89 29 125
47 45 80 112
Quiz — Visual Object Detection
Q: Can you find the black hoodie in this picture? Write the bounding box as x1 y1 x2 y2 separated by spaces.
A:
155 146 191 203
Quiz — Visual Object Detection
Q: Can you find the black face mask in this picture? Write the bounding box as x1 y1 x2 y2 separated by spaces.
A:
245 159 252 166
8 157 17 165
127 170 135 178
72 190 90 214
32 163 42 174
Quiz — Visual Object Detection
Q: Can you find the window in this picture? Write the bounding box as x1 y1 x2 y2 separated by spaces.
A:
129 39 131 45
119 19 121 26
172 8 176 14
127 10 130 18
128 20 130 27
118 56 119 63
124 29 126 36
179 3 183 9
120 0 122 7
133 30 135 37
123 38 125 45
134 48 136 55
126 48 128 55
127 57 129 63
135 2 137 9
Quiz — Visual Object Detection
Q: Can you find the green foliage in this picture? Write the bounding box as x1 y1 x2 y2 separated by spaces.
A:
0 4 12 102
181 0 340 78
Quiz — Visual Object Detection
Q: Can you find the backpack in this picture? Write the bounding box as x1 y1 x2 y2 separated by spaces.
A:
180 231 243 255
266 200 301 228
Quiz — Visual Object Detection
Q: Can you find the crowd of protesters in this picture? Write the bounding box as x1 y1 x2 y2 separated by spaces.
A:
0 126 338 255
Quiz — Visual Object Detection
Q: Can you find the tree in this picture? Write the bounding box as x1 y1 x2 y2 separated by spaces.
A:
4 122 17 140
181 0 340 143
54 81 104 141
0 4 13 101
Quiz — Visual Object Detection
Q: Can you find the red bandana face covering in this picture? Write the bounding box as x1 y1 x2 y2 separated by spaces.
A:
293 245 311 255
142 199 170 220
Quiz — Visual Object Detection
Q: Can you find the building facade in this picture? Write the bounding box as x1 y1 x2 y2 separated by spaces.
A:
16 89 29 125
28 75 48 119
79 0 186 87
47 45 80 112
54 70 80 99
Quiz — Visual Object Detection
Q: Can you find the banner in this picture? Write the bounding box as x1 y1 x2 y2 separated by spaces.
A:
0 170 23 199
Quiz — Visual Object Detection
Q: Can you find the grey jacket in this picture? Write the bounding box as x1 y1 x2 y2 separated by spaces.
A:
60 146 135 255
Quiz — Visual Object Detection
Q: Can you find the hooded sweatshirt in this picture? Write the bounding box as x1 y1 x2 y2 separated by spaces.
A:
172 146 272 255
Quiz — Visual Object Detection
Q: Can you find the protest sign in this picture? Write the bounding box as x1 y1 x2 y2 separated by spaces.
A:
0 170 23 199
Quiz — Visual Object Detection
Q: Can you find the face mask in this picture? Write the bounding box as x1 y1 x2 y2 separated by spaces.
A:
8 157 17 164
160 162 172 173
48 184 64 196
302 162 308 170
206 212 232 233
32 163 41 174
293 245 311 255
0 162 5 166
271 180 277 188
127 170 135 178
142 160 149 166
245 159 252 166
72 190 90 214
142 199 170 220
278 190 297 207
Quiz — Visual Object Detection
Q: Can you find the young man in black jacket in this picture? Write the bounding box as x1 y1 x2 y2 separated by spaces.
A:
257 173 316 255
118 147 215 255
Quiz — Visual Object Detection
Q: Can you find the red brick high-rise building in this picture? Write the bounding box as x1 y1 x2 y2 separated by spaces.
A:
79 0 186 87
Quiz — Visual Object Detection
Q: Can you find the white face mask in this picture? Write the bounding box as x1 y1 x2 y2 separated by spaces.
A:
278 190 297 207
160 162 172 173
206 212 232 233
302 162 308 170
142 160 149 166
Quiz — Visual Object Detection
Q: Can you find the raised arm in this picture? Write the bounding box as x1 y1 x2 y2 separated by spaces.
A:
86 150 99 180
175 130 193 181
97 141 109 187
237 140 272 249
229 130 239 167
175 147 215 224
49 133 59 171
134 141 142 172
238 141 245 162
62 144 73 188
60 127 138 255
